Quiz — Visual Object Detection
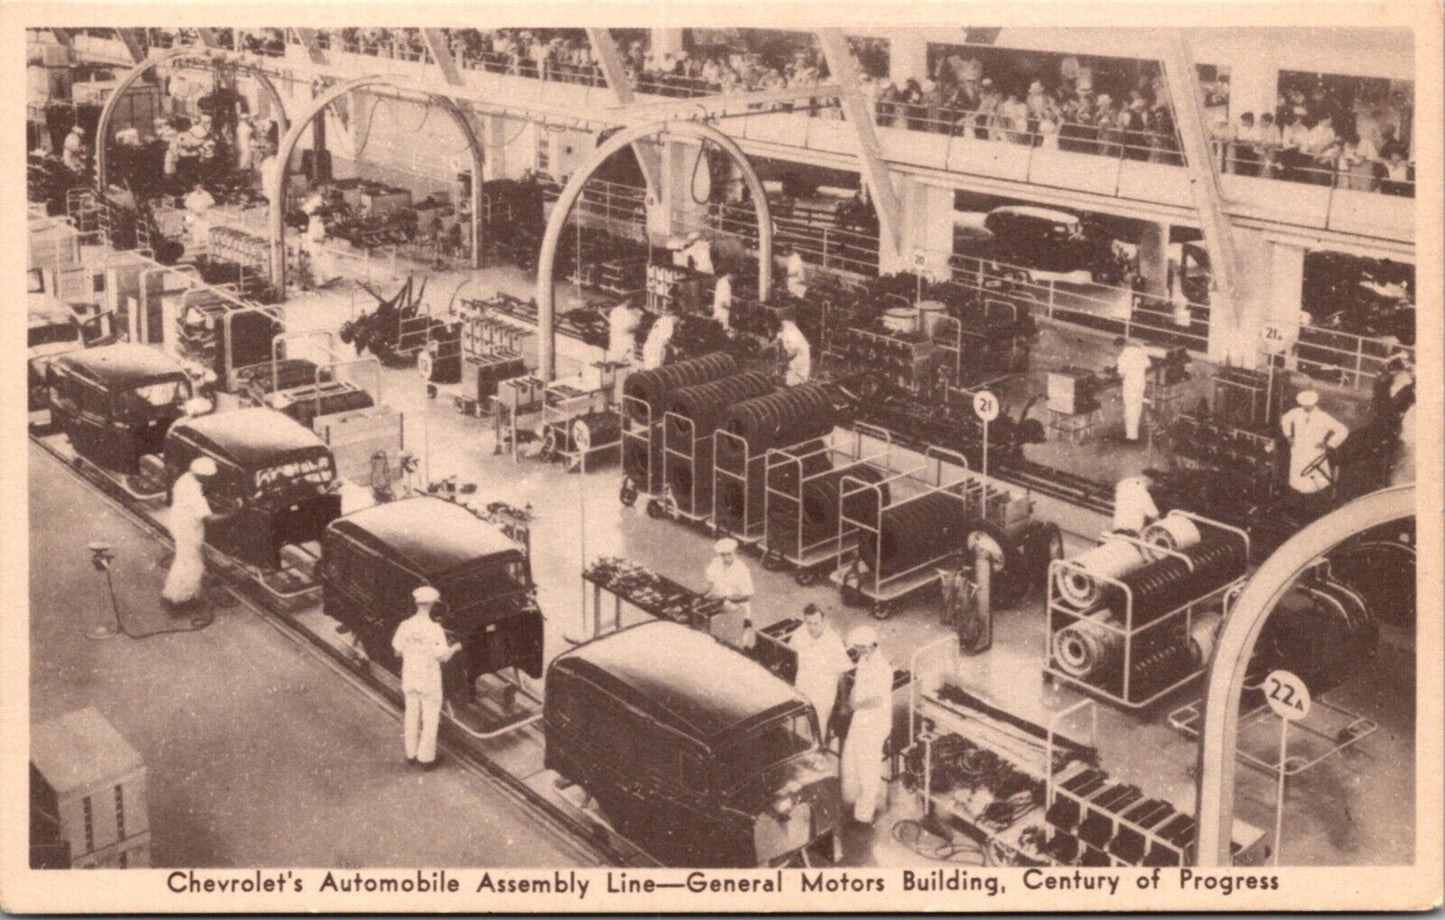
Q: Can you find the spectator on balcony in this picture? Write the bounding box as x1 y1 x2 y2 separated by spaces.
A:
1380 146 1411 197
877 80 902 127
1148 101 1181 165
1026 80 1050 124
1121 92 1150 161
1255 112 1281 176
920 80 945 133
1228 112 1259 176
975 78 1001 140
1278 112 1311 181
1301 112 1340 185
1096 95 1124 157
1058 92 1095 152
1038 108 1061 150
902 79 925 131
1336 132 1379 192
999 92 1030 144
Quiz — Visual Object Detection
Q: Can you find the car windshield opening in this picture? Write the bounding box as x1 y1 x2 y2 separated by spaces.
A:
117 379 187 412
29 323 79 349
714 711 816 791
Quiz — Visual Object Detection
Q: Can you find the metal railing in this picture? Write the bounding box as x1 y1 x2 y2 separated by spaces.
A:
1209 138 1415 197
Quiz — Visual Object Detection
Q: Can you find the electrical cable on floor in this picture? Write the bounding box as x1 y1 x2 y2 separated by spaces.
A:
95 561 216 640
890 818 986 864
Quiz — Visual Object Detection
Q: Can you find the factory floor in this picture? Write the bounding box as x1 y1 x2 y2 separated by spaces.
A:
28 442 599 869
268 259 1412 868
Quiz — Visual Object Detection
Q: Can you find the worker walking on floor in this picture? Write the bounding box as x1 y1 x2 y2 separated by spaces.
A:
785 247 808 298
606 298 642 365
776 313 812 385
392 586 462 769
840 625 893 824
1111 473 1160 535
640 309 677 370
163 457 220 610
712 269 733 330
1116 336 1151 441
790 604 852 745
703 538 754 649
1281 389 1349 496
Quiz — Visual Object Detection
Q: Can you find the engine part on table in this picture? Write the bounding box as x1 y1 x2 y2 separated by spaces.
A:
1142 515 1202 551
1325 520 1415 628
1053 540 1149 610
622 352 738 423
902 732 1043 830
831 326 944 394
857 491 974 579
1047 367 1106 415
461 351 528 404
717 384 837 469
1256 573 1377 697
1157 347 1193 386
1169 413 1279 484
665 372 775 444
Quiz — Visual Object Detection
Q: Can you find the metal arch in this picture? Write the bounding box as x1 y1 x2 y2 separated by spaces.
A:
266 74 486 291
533 119 774 382
95 45 292 189
1193 485 1416 865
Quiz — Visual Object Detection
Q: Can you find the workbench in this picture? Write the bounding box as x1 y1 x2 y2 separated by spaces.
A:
579 557 726 642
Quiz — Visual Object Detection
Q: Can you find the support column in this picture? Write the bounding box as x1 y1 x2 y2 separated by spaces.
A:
885 30 929 84
483 114 508 181
1205 227 1286 366
1137 221 1171 301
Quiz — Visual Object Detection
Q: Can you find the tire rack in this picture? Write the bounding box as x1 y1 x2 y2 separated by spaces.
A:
660 409 718 526
831 445 973 619
619 394 665 506
761 424 896 586
710 428 770 550
1043 511 1251 710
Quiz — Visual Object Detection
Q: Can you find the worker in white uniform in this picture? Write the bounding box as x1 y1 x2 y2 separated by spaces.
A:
712 270 734 330
640 311 677 371
1115 337 1152 442
163 457 219 610
1280 389 1349 495
606 299 642 365
391 586 462 769
61 126 88 174
785 247 808 298
1111 474 1160 535
840 625 894 824
790 604 852 746
301 192 335 286
679 233 714 275
182 182 217 251
776 314 812 386
703 538 754 648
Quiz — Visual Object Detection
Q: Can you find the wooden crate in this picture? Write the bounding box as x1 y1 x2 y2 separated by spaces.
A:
31 709 149 865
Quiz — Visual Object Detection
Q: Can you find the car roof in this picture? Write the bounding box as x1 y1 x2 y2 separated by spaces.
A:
987 205 1080 226
170 408 332 470
551 621 808 745
53 343 187 386
28 294 77 329
327 496 522 578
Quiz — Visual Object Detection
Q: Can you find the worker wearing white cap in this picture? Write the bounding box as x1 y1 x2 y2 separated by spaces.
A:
606 298 642 365
163 457 220 609
391 585 462 768
703 537 754 647
775 312 812 386
785 246 808 298
712 269 734 331
640 309 677 371
1115 336 1152 441
790 604 851 745
840 625 893 824
62 125 88 174
1280 390 1349 495
1112 473 1160 535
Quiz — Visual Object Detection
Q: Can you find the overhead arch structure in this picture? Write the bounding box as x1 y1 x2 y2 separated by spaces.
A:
267 74 485 291
96 45 290 188
534 120 774 382
1193 484 1415 865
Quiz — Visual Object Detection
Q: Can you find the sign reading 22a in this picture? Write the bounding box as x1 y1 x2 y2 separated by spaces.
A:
1264 669 1312 721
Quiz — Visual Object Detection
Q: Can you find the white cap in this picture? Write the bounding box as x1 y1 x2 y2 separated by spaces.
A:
184 397 214 417
714 538 738 555
847 625 879 648
413 585 441 605
189 457 218 477
1389 349 1413 366
1296 390 1319 408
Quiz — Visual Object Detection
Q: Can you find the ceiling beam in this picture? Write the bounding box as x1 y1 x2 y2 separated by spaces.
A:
585 28 662 201
195 28 225 50
420 28 462 86
815 29 904 263
292 28 327 64
115 29 147 63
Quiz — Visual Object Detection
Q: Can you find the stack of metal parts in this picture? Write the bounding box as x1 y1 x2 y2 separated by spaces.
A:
831 325 944 394
583 557 723 630
903 732 1043 832
1044 766 1201 867
207 225 270 278
460 350 528 406
1170 413 1279 485
268 380 375 428
235 359 332 405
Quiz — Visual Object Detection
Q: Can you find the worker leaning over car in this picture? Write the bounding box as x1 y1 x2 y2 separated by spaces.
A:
392 586 462 770
776 311 812 386
163 456 222 611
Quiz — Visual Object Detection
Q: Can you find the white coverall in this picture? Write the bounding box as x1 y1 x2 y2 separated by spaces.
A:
704 556 753 647
391 611 459 764
1394 402 1415 486
778 320 812 386
1280 406 1349 494
840 650 894 823
640 315 676 371
606 303 641 364
62 131 87 173
1116 343 1151 441
786 252 808 298
790 625 851 743
712 276 733 330
183 188 216 250
1111 476 1160 534
163 472 212 605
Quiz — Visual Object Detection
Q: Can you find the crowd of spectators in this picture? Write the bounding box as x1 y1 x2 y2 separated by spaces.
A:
444 29 603 85
618 36 828 97
865 53 1185 164
1214 84 1414 195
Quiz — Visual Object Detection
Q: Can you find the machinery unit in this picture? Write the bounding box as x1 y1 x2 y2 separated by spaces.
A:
162 407 342 581
1046 367 1105 416
544 621 842 867
319 497 545 700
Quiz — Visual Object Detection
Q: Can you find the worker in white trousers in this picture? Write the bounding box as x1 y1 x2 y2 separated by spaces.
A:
785 247 808 298
840 625 893 824
1280 390 1349 495
712 271 733 330
703 538 754 649
163 457 219 609
777 315 812 386
790 604 851 745
1116 337 1151 441
391 586 462 769
640 311 677 371
1111 474 1160 535
606 299 642 365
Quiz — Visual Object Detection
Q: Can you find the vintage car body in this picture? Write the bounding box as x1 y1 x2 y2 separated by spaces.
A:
46 343 192 475
545 621 842 867
319 497 545 697
28 295 84 412
981 205 1117 279
163 407 343 570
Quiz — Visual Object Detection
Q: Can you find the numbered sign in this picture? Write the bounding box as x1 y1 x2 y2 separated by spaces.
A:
973 390 1000 423
1264 669 1312 721
913 249 928 268
1261 322 1289 354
